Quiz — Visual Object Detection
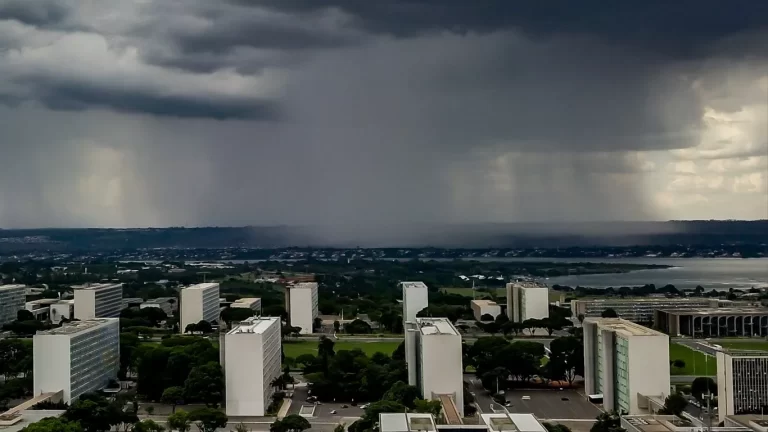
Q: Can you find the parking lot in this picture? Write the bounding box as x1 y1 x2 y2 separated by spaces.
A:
498 389 602 419
312 402 364 419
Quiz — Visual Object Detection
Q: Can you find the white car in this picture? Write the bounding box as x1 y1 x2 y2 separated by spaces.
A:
522 396 531 401
330 410 337 415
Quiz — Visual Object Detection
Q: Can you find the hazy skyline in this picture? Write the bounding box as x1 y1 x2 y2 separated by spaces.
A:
0 1 766 241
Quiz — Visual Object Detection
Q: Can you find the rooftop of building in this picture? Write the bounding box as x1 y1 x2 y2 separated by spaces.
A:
726 414 768 431
0 410 66 432
471 299 499 306
508 281 549 289
146 297 175 303
718 349 768 358
72 282 122 291
231 297 261 305
576 297 714 304
122 297 144 304
480 413 547 432
379 413 437 432
183 282 220 291
416 317 460 336
621 415 701 432
660 307 768 316
585 318 665 337
0 284 25 291
289 282 318 290
227 316 280 334
401 281 428 290
35 318 117 336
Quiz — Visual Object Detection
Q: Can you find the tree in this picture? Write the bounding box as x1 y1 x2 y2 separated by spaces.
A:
195 320 213 334
548 336 584 384
345 319 372 334
577 314 585 324
590 411 625 432
168 411 192 432
63 394 122 432
333 320 341 332
382 381 420 409
17 310 35 321
690 377 717 400
189 408 228 432
349 401 406 432
133 420 165 432
184 362 224 407
19 418 83 432
146 406 156 416
162 386 185 413
119 333 140 379
601 308 618 318
480 313 495 322
333 424 346 432
671 359 686 371
184 323 198 334
661 393 688 416
413 399 442 417
270 414 311 432
221 307 255 327
541 317 566 336
313 317 323 332
295 354 316 368
544 423 573 432
233 424 251 432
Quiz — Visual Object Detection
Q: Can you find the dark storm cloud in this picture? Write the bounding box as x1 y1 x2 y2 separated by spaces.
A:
255 0 768 57
29 79 280 120
0 0 70 27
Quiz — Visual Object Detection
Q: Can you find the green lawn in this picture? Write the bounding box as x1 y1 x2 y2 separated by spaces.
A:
283 340 401 358
714 340 768 351
669 343 717 375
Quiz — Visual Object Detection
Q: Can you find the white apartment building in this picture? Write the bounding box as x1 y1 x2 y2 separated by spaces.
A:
583 318 670 415
231 298 262 313
401 282 429 322
716 350 768 422
73 283 123 320
180 283 221 333
285 283 318 335
405 317 464 417
33 318 120 402
506 282 549 322
26 299 74 324
223 316 282 417
140 297 177 316
0 284 26 326
471 299 501 321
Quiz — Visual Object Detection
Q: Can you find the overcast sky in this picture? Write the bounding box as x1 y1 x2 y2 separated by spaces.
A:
0 1 766 238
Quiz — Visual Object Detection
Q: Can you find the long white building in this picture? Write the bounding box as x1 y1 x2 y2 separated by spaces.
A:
401 282 429 322
717 350 768 422
33 318 120 402
405 317 464 417
506 282 549 322
180 283 221 333
230 298 262 313
73 283 123 320
223 316 282 417
583 318 670 415
0 284 26 326
285 282 318 335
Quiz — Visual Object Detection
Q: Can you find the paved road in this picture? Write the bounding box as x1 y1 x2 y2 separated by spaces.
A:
674 339 718 356
292 335 556 346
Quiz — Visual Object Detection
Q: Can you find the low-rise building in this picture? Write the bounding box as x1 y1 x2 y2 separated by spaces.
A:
180 283 221 333
656 308 768 337
379 413 437 432
25 299 74 324
471 300 502 321
0 284 26 327
506 281 549 322
583 318 670 415
223 316 282 417
480 413 547 432
571 297 738 324
230 298 262 313
73 283 123 320
140 297 177 316
33 318 120 402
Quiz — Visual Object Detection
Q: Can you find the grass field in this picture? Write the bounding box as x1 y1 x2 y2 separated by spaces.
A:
283 340 401 358
669 343 717 375
714 340 768 351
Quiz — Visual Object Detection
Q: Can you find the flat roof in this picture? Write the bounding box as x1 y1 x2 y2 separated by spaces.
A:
183 282 219 291
72 283 122 291
401 282 428 290
577 297 711 304
147 297 175 303
585 318 665 337
472 300 499 306
36 318 117 336
481 414 547 432
0 284 25 291
660 307 768 316
417 317 459 336
509 281 548 289
379 413 436 432
0 410 66 432
227 316 280 334
232 297 260 304
289 282 317 290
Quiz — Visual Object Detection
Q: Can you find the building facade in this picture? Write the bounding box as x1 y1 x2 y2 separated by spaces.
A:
25 299 74 324
0 284 26 326
230 298 262 313
583 318 670 415
406 317 464 417
33 318 120 402
471 299 502 321
401 282 429 323
73 283 123 320
506 282 549 322
180 283 221 333
656 308 768 338
285 283 319 335
223 316 282 417
571 297 735 324
717 350 768 422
